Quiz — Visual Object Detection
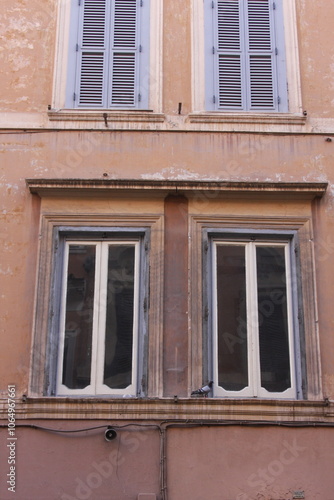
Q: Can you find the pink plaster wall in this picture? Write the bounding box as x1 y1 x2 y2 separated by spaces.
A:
1 0 334 499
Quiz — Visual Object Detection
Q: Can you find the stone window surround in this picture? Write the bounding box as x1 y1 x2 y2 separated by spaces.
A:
25 178 328 421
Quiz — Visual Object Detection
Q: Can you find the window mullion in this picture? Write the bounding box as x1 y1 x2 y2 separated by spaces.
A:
90 242 104 393
284 244 297 394
131 241 140 392
95 241 109 393
247 242 261 396
56 242 71 393
211 242 219 394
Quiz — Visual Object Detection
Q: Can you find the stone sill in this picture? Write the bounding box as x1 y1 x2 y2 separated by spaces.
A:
188 112 307 126
48 109 165 124
1 397 333 422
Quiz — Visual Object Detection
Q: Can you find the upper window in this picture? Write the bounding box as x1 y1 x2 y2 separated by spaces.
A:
204 0 288 112
65 0 150 109
206 232 301 399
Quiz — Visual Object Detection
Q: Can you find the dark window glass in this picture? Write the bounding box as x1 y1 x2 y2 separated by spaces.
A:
62 245 96 389
256 246 291 392
216 244 248 391
104 245 135 389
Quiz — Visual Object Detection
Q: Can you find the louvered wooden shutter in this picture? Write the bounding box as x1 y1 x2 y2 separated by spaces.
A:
247 0 275 109
110 0 138 106
78 0 108 107
217 0 243 109
73 0 145 109
214 0 278 111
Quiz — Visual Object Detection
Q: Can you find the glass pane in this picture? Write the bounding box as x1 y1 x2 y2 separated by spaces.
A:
256 246 291 392
104 245 135 389
62 245 96 389
216 245 248 391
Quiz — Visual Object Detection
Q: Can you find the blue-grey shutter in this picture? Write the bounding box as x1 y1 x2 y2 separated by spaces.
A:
67 0 149 109
246 0 275 110
110 0 138 106
77 0 108 107
210 0 285 111
217 0 243 109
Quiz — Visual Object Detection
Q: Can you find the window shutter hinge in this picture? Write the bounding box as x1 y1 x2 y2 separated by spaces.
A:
204 241 209 253
211 1 214 8
278 96 281 104
273 1 276 9
213 95 216 104
138 93 141 102
143 297 148 312
139 44 142 53
76 43 79 52
212 46 215 55
78 0 81 5
275 47 278 55
204 306 209 321
140 0 143 6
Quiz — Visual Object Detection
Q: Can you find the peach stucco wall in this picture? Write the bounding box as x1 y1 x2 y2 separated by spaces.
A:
1 0 334 499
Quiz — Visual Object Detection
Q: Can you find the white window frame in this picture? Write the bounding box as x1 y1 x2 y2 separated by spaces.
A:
45 226 149 398
204 230 303 400
192 0 302 114
57 239 141 396
52 0 163 112
211 239 298 398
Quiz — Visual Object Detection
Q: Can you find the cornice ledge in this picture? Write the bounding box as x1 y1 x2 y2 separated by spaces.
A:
26 178 328 199
47 110 165 123
188 112 307 126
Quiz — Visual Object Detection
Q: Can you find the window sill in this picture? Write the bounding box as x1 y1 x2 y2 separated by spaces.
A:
5 397 333 422
188 112 307 126
48 109 165 124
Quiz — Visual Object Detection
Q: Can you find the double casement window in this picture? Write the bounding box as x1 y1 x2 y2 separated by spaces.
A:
53 231 148 397
66 0 150 109
205 0 288 112
207 233 301 399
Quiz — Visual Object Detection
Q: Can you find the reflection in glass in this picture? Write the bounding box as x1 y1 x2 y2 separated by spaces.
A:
216 245 248 391
256 246 291 392
62 245 96 389
104 245 135 389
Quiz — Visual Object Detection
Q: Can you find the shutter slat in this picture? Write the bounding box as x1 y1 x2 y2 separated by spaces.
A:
111 53 136 105
217 0 240 51
249 55 274 108
78 0 107 106
110 0 138 106
82 0 107 48
79 52 105 106
218 55 242 108
113 0 137 48
247 0 271 51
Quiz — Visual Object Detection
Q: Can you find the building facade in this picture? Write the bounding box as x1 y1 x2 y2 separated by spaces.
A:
1 1 334 499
